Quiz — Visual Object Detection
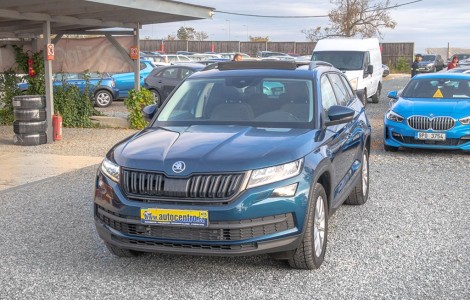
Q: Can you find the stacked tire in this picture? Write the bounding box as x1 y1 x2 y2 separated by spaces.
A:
12 95 48 146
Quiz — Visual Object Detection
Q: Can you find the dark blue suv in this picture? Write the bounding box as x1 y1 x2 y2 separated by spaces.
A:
95 61 371 269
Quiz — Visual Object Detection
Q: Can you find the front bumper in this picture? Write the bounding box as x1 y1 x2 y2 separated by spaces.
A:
384 118 470 151
94 170 310 256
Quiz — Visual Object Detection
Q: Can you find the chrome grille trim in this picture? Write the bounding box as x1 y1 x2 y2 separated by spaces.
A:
407 116 455 131
121 169 245 204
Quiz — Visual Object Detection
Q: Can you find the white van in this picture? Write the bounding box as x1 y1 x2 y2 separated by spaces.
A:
312 38 383 105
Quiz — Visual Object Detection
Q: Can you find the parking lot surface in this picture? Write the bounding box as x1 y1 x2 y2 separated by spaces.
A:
0 75 469 299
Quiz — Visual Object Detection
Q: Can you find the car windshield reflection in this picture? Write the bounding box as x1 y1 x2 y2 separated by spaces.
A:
155 76 315 127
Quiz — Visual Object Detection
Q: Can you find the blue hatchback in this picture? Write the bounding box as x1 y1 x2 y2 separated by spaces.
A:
18 72 118 107
112 60 155 99
384 73 470 152
94 61 371 269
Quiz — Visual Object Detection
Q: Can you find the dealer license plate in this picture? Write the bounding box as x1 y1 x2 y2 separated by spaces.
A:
416 132 446 141
140 208 209 227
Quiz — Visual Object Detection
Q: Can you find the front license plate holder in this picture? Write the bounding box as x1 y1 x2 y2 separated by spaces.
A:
140 208 209 227
416 132 446 141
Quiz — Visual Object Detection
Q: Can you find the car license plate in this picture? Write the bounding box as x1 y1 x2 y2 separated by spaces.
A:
416 132 446 141
140 208 209 227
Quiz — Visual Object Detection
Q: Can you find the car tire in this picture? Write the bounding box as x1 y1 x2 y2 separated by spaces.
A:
13 120 47 134
13 133 47 146
150 89 161 106
345 148 369 205
94 90 113 107
14 108 47 121
288 182 328 270
12 95 46 109
371 83 381 103
361 89 368 107
384 144 399 152
104 242 142 258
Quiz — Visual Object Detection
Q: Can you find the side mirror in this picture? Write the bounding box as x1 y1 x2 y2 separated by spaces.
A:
387 90 398 99
367 65 374 75
325 105 355 127
142 104 158 122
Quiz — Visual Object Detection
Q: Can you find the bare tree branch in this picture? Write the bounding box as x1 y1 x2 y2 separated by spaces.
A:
303 0 397 41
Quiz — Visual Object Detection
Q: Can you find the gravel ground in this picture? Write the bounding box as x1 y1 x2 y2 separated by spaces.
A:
0 75 469 299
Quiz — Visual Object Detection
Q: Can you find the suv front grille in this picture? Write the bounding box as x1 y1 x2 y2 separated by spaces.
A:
407 116 455 131
121 169 245 204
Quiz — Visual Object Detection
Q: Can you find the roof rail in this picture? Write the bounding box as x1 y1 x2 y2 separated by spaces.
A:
308 61 334 69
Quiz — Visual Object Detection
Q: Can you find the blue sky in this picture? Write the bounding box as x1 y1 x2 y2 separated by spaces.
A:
140 0 470 53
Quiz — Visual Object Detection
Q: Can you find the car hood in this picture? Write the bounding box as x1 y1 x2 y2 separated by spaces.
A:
393 98 470 117
112 125 318 175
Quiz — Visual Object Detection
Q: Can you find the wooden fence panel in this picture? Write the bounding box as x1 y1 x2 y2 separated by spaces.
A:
381 42 415 68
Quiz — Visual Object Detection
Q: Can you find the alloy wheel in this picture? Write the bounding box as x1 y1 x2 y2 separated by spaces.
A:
362 152 369 196
314 195 326 257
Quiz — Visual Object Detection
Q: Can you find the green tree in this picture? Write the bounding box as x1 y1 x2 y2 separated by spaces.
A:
176 26 196 40
302 0 397 41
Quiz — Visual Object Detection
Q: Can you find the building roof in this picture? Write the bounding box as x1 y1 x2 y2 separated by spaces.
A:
0 0 214 38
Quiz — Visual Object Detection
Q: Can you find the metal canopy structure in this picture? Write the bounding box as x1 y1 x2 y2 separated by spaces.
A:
0 0 213 143
0 0 213 38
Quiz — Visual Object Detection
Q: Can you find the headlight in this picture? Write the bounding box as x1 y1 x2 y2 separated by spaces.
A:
427 63 433 68
247 159 303 188
459 116 470 125
349 77 359 90
101 157 120 182
386 110 404 123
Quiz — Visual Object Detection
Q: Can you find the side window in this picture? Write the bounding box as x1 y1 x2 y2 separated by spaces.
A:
180 68 195 80
363 51 371 70
161 68 178 79
320 75 338 111
140 62 146 71
327 73 349 106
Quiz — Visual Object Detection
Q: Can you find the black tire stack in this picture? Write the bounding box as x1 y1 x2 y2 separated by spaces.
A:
12 95 48 146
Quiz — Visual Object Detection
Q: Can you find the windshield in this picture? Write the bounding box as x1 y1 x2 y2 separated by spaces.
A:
312 51 365 70
154 76 315 128
421 55 436 61
402 78 470 99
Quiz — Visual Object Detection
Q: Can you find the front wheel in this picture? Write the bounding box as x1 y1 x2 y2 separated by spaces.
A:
288 183 328 269
361 89 368 107
94 90 113 107
345 148 369 205
371 83 381 103
150 89 161 106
